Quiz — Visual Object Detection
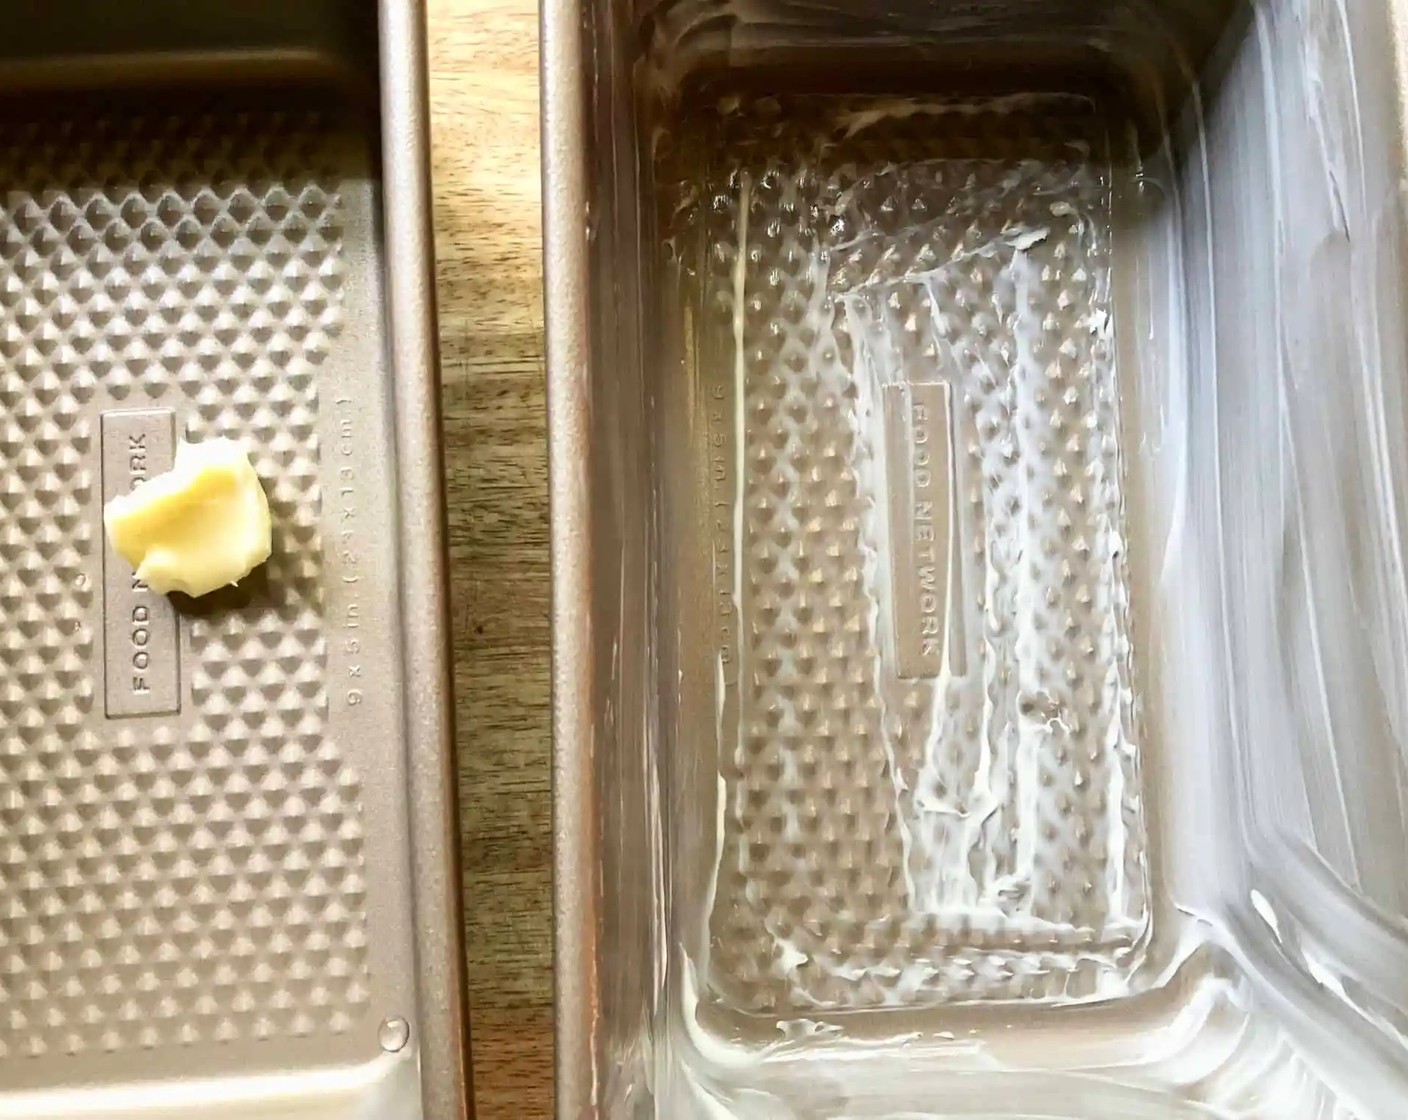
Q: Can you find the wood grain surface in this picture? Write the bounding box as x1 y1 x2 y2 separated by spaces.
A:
427 0 554 1116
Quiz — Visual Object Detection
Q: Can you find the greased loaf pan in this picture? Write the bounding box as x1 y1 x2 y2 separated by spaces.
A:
545 0 1408 1115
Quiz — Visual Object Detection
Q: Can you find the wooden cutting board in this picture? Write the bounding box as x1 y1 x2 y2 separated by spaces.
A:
429 0 554 1115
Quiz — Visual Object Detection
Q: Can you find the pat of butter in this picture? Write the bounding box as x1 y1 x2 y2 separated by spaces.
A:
103 438 273 598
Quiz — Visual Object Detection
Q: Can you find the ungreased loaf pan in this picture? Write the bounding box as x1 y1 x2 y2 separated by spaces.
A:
0 3 468 1117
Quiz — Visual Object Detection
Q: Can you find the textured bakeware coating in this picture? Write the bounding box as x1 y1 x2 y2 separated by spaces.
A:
671 96 1148 1017
0 103 412 1091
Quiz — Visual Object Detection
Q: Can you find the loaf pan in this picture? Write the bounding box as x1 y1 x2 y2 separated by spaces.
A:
0 3 468 1117
544 0 1408 1115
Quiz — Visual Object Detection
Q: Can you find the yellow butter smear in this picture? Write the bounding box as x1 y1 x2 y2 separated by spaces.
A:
103 438 272 598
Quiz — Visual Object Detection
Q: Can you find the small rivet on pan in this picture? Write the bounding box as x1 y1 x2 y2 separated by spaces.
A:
378 1016 411 1053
